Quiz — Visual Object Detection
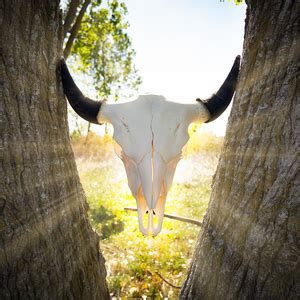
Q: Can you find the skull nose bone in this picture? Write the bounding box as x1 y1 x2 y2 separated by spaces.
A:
136 150 166 235
144 209 159 236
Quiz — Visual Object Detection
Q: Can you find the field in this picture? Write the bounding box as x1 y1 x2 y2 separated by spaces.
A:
72 129 222 299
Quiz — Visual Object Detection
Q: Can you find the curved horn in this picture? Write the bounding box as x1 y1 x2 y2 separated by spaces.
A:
197 55 241 123
60 58 102 124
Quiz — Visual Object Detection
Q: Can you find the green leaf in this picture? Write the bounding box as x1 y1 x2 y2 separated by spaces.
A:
69 0 141 99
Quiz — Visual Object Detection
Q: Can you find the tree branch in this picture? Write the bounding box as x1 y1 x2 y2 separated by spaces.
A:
85 122 91 144
124 207 202 226
147 269 182 289
155 272 182 289
63 0 81 38
63 0 91 59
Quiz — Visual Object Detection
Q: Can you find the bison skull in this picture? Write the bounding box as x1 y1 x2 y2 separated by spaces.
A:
60 55 240 236
98 96 208 235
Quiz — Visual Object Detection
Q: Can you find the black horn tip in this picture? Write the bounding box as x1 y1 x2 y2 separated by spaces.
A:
60 57 67 71
197 55 241 123
60 58 102 125
231 55 241 75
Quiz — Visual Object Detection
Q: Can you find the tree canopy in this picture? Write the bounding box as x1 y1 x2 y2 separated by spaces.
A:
220 0 244 4
62 0 141 100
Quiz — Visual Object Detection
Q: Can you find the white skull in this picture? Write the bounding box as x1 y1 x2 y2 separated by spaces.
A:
98 95 209 235
60 55 240 236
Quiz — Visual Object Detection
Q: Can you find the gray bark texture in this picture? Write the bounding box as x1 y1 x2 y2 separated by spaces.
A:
0 0 109 299
181 0 299 299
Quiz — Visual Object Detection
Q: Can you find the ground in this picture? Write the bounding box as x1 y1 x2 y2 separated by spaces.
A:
72 130 221 298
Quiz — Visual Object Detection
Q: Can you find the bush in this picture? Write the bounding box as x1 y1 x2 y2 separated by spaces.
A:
71 132 114 160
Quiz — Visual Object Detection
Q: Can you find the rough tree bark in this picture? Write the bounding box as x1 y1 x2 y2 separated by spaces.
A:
0 1 109 298
181 0 299 299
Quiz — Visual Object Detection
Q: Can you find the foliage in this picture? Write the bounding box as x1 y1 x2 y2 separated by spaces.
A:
71 131 113 159
185 124 224 156
220 0 244 4
67 0 141 100
72 131 221 298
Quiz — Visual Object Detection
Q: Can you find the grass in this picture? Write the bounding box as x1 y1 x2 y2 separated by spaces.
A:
72 128 222 299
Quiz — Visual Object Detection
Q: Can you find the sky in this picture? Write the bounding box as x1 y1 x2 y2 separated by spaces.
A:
123 0 246 135
64 0 247 136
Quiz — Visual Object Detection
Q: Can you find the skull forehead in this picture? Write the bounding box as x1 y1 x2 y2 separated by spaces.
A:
102 95 192 162
151 100 190 162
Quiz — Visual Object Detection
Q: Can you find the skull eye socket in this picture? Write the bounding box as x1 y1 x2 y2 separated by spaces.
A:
167 152 183 165
113 138 137 163
112 139 123 159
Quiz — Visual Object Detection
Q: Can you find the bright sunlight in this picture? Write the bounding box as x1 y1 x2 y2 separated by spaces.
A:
71 128 223 298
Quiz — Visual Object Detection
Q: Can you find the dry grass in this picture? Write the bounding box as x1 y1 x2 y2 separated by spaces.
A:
71 131 115 160
71 127 224 161
71 129 223 298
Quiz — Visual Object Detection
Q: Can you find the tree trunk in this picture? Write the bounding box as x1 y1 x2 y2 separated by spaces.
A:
0 1 109 298
181 1 299 299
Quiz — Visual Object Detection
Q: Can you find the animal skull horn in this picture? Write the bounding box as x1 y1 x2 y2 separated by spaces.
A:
60 56 241 236
60 58 102 124
197 55 241 122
